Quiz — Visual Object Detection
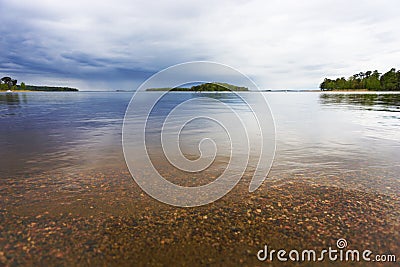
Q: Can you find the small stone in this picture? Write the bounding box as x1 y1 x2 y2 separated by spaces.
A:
0 252 6 263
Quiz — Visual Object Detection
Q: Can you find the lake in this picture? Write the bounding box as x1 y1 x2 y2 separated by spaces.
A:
0 91 399 266
1 91 399 194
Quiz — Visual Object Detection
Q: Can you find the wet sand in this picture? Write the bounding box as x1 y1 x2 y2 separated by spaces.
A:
0 166 399 266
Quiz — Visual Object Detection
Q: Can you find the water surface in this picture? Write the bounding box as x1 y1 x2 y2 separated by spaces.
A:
1 91 399 196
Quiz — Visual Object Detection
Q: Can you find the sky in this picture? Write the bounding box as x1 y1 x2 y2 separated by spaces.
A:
1 0 399 91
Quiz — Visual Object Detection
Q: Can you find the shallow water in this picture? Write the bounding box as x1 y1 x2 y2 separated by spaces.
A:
1 91 399 196
1 91 399 266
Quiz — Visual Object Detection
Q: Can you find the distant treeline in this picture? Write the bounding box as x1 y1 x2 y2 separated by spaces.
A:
320 68 400 91
1 76 79 92
147 82 248 91
192 82 248 91
0 76 18 90
147 87 191 91
17 85 79 92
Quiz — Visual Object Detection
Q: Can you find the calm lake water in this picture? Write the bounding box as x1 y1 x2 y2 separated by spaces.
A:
1 91 399 196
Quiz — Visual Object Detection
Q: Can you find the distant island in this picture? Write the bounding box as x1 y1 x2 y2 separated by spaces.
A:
146 82 248 92
320 68 400 91
18 85 79 92
0 76 78 92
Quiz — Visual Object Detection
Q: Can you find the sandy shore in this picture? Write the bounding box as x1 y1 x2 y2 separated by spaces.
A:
0 166 399 266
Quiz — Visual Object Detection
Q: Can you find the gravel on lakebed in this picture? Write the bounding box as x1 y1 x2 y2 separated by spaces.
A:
0 168 399 266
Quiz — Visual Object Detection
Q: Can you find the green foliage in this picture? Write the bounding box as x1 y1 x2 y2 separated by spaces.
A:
147 82 249 92
146 87 191 91
380 68 398 90
0 76 17 90
320 68 400 91
1 76 79 91
20 85 78 91
191 82 248 91
0 83 8 91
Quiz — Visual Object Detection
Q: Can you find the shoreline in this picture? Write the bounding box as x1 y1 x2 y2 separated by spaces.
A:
0 90 79 93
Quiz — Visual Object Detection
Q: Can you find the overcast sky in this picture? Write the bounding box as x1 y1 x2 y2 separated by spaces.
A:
1 0 399 90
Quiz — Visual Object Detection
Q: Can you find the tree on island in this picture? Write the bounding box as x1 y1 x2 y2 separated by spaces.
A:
191 82 248 92
320 68 400 91
0 77 17 90
146 82 248 91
